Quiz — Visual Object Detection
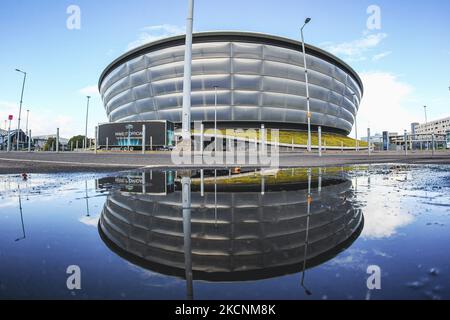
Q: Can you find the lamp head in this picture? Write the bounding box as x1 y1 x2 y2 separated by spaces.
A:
305 18 311 24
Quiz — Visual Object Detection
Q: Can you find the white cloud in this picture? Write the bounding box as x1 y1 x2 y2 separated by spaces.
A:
372 51 392 61
359 174 415 239
322 32 388 61
79 215 100 227
0 101 77 138
355 72 421 136
79 85 99 97
127 24 185 50
0 101 17 130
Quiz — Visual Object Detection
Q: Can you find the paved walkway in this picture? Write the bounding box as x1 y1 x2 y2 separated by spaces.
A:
0 151 449 174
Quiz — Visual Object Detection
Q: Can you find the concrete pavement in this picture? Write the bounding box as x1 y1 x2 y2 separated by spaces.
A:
0 150 449 174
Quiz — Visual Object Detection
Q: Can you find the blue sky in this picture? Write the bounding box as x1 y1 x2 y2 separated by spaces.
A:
1 0 449 138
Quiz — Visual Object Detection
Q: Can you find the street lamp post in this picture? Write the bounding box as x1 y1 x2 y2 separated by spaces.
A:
85 96 91 151
214 86 218 151
301 18 312 152
181 0 195 143
15 69 27 151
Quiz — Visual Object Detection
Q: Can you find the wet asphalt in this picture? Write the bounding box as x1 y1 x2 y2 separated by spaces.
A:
0 150 449 174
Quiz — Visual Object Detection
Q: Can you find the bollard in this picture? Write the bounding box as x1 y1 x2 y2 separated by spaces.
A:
28 130 32 152
404 130 408 156
95 126 98 154
150 137 153 151
261 124 266 153
341 141 344 153
200 169 204 197
142 125 146 155
318 126 322 157
432 134 435 156
200 123 204 153
56 128 60 153
106 137 109 151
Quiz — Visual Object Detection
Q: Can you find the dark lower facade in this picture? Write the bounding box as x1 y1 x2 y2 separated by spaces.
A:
97 120 175 150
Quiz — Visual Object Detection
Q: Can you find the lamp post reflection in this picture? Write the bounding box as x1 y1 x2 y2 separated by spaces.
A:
300 168 313 295
84 180 90 217
15 185 26 242
181 176 194 300
214 170 218 228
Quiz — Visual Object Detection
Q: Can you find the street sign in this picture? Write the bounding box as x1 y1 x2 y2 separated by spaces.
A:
8 115 13 120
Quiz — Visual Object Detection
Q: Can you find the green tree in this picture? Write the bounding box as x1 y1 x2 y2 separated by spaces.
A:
68 135 86 150
43 137 56 151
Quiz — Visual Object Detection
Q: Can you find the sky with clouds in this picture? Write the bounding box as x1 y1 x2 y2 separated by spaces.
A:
0 0 449 138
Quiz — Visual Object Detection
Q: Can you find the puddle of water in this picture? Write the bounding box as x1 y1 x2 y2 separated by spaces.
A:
0 165 449 300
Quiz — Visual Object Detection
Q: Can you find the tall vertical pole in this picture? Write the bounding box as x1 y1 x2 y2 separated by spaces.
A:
301 19 312 152
181 0 195 143
368 128 371 157
15 70 27 151
85 96 91 151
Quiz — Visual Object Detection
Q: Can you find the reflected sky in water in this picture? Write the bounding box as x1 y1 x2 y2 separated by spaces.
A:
0 165 449 300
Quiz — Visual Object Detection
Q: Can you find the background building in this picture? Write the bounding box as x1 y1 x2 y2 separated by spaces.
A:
99 32 363 136
33 135 69 151
414 116 450 136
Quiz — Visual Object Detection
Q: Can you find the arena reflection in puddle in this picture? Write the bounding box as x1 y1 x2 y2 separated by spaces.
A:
97 168 363 299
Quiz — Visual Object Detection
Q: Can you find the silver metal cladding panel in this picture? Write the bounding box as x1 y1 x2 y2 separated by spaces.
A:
100 40 362 134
